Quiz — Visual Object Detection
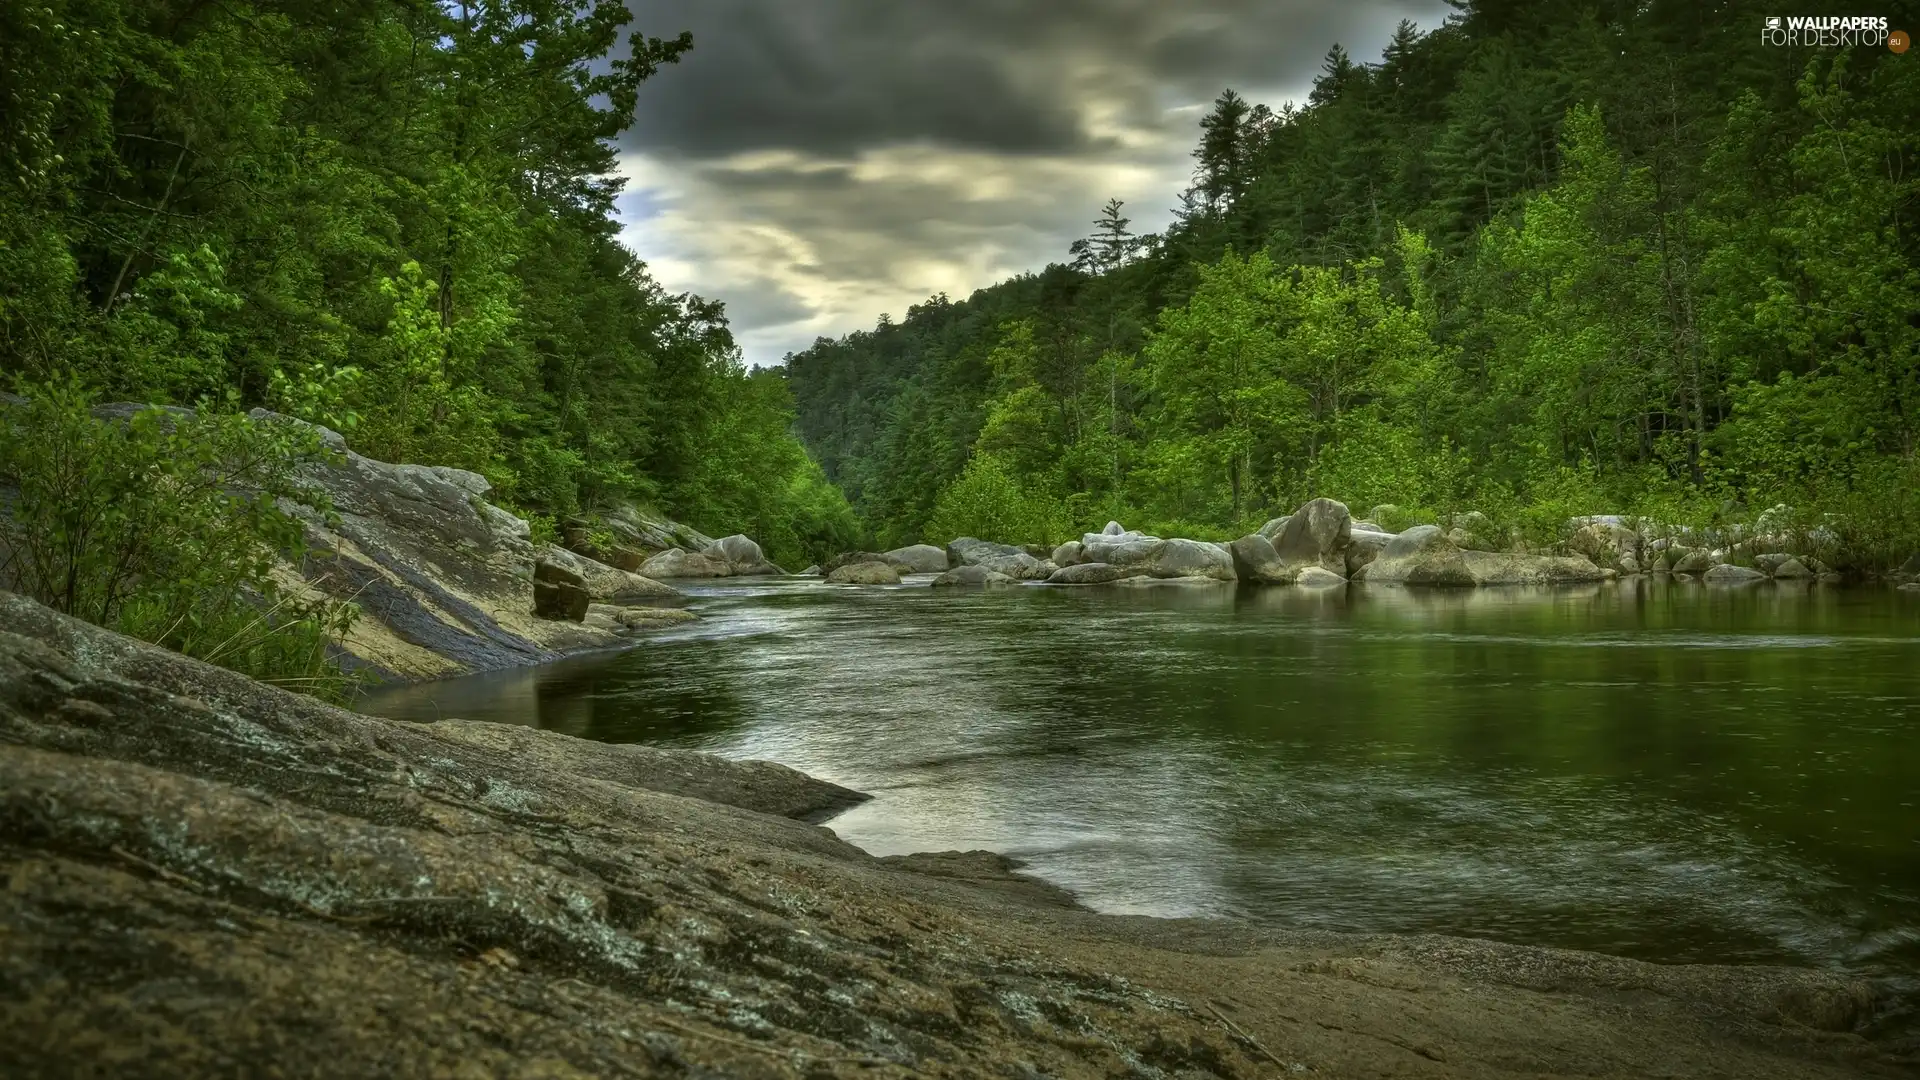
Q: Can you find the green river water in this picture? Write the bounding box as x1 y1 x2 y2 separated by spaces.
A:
361 576 1920 998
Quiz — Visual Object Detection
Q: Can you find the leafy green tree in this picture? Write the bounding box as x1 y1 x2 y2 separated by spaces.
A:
926 453 1066 547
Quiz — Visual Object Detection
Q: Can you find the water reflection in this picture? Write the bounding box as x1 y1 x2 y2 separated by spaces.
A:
360 577 1920 979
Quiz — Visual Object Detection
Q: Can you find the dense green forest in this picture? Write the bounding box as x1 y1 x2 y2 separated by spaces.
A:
784 0 1920 569
0 0 858 569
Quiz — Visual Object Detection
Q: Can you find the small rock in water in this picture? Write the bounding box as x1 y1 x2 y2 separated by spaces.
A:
1294 566 1347 587
825 561 900 585
932 565 1019 588
1045 562 1140 585
1772 557 1814 580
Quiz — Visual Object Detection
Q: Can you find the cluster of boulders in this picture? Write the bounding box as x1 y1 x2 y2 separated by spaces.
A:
535 523 789 630
630 532 786 579
1558 512 1846 585
801 496 1914 593
795 544 950 585
529 545 694 637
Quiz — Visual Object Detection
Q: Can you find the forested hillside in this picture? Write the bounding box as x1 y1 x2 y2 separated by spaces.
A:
785 0 1920 568
0 0 857 567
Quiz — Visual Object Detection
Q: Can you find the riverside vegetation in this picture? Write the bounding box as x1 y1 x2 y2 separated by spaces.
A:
6 0 1920 697
783 2 1920 576
2 5 1919 1073
0 0 858 689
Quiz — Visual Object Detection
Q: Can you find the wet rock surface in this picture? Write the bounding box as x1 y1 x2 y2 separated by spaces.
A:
0 593 1906 1078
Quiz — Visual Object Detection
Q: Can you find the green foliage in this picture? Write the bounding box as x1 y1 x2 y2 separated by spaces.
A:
788 13 1920 570
0 0 854 596
0 379 359 699
926 454 1068 548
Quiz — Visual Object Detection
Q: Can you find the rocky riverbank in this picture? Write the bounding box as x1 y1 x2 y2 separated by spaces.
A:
244 412 716 683
805 496 1911 594
2 593 1911 1077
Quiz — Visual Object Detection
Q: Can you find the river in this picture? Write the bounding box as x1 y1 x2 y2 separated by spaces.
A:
360 576 1920 988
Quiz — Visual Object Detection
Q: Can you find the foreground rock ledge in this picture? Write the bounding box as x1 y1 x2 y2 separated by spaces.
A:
0 595 1902 1078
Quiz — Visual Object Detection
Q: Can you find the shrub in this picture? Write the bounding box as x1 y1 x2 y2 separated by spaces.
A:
0 378 361 699
926 452 1068 546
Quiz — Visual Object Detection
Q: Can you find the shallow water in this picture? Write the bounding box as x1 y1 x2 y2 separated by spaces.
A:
361 576 1920 980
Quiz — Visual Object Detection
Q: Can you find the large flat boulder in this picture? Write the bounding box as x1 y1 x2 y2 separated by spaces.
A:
883 544 950 574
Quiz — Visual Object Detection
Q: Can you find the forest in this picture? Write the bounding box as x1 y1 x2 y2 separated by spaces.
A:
784 0 1920 570
0 0 860 571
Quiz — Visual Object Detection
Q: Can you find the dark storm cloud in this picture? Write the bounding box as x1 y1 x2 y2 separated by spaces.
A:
612 0 1451 363
620 0 1439 159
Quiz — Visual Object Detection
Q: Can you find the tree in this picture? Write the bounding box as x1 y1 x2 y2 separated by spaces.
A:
1069 199 1139 274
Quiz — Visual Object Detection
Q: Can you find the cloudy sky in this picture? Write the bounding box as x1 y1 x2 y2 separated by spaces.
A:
613 1 1452 366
